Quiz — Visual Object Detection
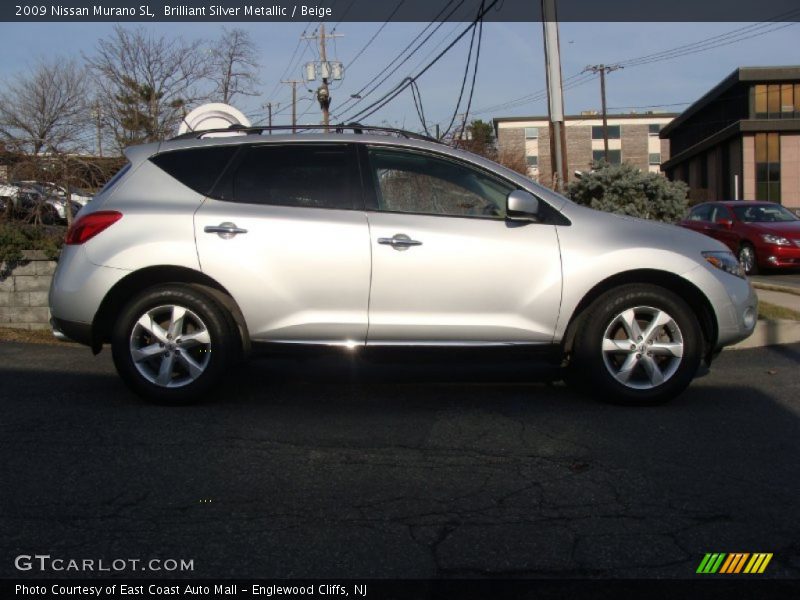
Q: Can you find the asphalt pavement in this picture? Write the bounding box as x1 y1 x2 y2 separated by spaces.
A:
1 341 800 579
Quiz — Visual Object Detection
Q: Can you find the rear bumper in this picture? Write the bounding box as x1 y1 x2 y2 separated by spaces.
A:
50 317 92 346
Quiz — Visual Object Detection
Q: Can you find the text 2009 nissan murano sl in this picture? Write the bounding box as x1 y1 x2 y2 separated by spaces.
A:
49 126 757 405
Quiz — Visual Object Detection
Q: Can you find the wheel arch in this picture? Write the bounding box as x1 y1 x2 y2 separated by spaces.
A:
561 269 718 360
91 265 249 355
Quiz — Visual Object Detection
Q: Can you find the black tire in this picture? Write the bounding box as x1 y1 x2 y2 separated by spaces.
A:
111 284 238 405
738 243 759 275
570 284 703 406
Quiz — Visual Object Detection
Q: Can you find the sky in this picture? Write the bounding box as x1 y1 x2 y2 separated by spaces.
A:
0 20 797 134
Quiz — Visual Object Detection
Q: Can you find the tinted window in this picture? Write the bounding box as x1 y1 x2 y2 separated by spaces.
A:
151 146 237 196
367 148 514 219
592 149 622 164
592 125 620 140
226 144 355 209
732 204 798 223
689 204 712 221
711 205 733 223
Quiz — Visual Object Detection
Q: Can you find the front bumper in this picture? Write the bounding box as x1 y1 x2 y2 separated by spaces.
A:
682 263 758 352
759 244 800 269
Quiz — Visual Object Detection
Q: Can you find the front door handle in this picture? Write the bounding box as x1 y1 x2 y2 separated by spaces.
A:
204 222 248 239
378 233 423 251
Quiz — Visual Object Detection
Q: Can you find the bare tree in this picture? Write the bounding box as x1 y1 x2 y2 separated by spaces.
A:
0 58 90 155
85 26 212 151
209 27 260 104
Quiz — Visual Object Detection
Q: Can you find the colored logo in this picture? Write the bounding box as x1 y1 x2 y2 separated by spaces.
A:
697 553 773 574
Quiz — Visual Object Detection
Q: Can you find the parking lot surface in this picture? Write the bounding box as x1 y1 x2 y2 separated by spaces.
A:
1 341 800 579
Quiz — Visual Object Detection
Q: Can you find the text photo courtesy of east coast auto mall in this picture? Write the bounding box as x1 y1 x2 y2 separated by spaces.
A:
2 0 800 599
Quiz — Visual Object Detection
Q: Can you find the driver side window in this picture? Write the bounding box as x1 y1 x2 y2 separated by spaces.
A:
367 147 513 219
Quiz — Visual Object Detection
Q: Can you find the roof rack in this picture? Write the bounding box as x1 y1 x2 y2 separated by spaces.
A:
169 123 442 144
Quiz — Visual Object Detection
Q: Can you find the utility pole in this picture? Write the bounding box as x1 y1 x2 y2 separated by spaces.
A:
263 102 279 133
302 24 343 131
281 80 302 133
541 0 568 192
584 64 623 162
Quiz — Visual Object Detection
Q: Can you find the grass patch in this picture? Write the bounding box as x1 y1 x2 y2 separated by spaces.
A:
0 326 76 345
759 301 800 322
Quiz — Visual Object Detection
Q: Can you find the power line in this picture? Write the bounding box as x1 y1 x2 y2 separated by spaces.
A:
459 13 799 121
340 0 499 124
436 3 481 140
333 0 465 118
346 0 407 71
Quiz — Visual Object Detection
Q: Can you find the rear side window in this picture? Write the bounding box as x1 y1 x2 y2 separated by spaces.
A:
151 146 238 196
688 204 712 221
223 144 357 209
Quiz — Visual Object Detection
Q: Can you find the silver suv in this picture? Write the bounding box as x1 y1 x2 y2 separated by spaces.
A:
49 126 757 405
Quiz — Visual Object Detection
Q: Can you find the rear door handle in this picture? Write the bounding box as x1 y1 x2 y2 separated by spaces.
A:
378 233 423 251
204 222 248 239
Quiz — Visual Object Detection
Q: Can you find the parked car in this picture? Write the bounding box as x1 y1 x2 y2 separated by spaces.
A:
16 180 93 206
46 196 84 223
0 182 58 222
680 200 800 274
49 126 757 406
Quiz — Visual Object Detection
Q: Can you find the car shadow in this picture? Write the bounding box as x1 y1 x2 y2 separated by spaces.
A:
2 343 800 578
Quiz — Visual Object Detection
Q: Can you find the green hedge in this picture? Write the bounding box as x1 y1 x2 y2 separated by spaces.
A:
0 222 65 264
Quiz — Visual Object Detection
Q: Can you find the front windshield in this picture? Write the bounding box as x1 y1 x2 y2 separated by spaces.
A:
732 204 799 223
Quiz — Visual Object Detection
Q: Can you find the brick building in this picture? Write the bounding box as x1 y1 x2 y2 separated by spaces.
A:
660 66 800 210
493 113 675 186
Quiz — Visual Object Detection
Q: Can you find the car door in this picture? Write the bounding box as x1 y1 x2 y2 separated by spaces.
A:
681 203 713 235
710 205 739 252
194 143 371 344
361 145 562 345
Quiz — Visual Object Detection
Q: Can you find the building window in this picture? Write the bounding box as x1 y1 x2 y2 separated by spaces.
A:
649 153 661 165
755 132 781 202
754 84 797 119
524 127 538 139
526 155 538 167
648 124 661 136
592 125 621 140
593 149 621 165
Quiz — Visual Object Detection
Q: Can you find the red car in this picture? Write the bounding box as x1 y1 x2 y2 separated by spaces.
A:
680 201 800 274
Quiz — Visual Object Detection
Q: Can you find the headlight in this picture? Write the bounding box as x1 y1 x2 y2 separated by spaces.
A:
703 251 745 279
761 233 791 246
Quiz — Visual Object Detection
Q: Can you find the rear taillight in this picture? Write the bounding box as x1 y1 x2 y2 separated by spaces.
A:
65 211 122 245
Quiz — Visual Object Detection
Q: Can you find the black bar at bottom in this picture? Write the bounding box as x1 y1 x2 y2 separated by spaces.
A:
3 579 800 600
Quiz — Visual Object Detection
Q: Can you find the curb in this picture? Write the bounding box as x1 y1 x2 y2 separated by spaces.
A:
730 319 800 350
752 282 800 297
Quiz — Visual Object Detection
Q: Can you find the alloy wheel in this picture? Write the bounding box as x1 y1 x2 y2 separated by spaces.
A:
601 306 684 390
129 304 212 388
738 245 755 274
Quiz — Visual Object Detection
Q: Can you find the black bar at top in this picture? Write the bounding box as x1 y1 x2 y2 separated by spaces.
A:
2 0 800 23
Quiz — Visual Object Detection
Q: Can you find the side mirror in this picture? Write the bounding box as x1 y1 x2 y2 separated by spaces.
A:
507 190 540 221
718 219 733 229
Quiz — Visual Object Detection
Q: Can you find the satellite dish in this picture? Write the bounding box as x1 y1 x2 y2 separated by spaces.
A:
178 103 251 137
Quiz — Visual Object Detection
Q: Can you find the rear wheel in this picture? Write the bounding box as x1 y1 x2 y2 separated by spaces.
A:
738 243 758 275
571 285 703 405
111 285 237 404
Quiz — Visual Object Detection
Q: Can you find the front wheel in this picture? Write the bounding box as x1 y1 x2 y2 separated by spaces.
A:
571 285 703 406
111 285 237 404
738 243 758 275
